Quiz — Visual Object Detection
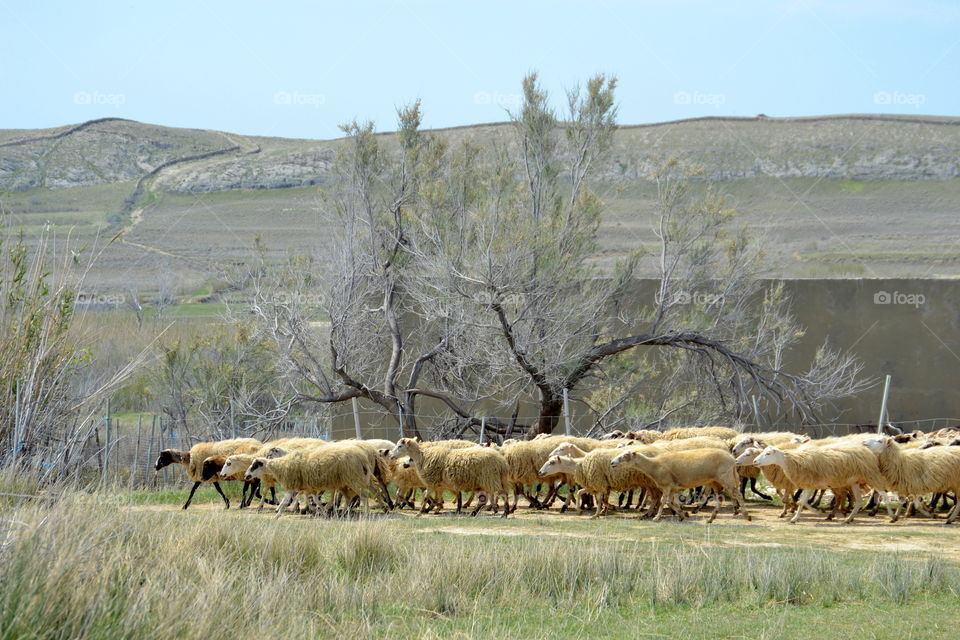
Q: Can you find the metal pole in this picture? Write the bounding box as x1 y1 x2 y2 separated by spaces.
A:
13 383 20 464
876 375 893 434
563 389 571 436
751 395 762 429
479 417 486 444
131 414 142 490
352 397 362 439
146 415 156 490
104 400 111 486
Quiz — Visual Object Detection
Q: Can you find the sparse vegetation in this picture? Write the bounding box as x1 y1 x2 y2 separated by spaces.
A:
1 487 960 640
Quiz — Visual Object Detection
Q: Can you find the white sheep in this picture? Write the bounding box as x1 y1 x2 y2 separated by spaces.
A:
752 444 883 524
244 442 379 519
390 438 511 517
862 435 960 524
661 426 739 441
538 447 661 518
610 448 750 523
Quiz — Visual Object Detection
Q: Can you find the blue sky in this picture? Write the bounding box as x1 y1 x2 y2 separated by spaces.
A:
2 0 958 139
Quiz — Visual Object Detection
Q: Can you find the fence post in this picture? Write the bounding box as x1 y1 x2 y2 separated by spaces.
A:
104 400 112 486
751 395 762 429
479 417 486 444
131 414 142 490
352 397 362 439
146 415 156 489
12 382 20 465
876 375 893 434
563 389 571 436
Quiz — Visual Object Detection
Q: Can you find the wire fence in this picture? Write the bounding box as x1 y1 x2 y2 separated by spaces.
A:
13 402 960 491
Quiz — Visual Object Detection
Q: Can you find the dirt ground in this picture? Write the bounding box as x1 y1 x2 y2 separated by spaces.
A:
128 496 960 560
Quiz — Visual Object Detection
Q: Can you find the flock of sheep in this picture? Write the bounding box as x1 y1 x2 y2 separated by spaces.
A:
152 424 960 525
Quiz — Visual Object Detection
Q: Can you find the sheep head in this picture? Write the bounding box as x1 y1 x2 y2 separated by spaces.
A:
265 446 289 459
245 457 269 481
610 449 640 468
548 442 580 458
538 455 568 477
155 449 181 471
731 437 762 457
600 430 625 440
751 446 784 466
862 436 890 454
220 455 246 479
390 438 418 460
734 447 761 465
201 456 225 481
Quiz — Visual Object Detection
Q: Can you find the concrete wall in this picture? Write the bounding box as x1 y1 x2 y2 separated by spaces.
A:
780 278 960 424
335 278 960 439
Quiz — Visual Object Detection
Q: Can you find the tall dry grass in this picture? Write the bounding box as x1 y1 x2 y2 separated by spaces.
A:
1 484 959 639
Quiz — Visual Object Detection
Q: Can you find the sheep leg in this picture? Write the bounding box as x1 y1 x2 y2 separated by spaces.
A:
930 492 943 511
706 502 722 524
865 489 881 516
670 492 687 521
275 491 298 519
777 490 791 517
542 482 561 508
376 476 394 511
809 489 824 509
825 489 844 521
790 489 814 523
842 484 863 524
257 486 278 511
240 479 257 509
942 494 960 524
728 480 752 522
417 489 434 517
652 493 670 522
524 485 543 509
587 492 603 518
240 480 253 509
692 487 714 513
890 497 908 523
210 482 230 509
470 492 489 517
747 477 773 501
913 497 936 519
181 482 203 510
635 489 647 511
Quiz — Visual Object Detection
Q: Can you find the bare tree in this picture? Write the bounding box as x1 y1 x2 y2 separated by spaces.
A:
251 74 870 439
249 104 514 437
416 73 870 435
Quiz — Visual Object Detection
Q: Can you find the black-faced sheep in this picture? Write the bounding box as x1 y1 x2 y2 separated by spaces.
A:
154 437 261 509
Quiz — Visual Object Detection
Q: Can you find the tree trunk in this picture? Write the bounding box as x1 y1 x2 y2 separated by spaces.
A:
531 396 563 438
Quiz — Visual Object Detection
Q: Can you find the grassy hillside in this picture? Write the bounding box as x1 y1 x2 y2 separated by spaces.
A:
2 114 960 293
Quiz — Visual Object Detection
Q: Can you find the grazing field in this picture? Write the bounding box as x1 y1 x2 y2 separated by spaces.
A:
2 485 960 640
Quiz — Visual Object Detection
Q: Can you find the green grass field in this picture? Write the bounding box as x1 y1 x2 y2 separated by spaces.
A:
2 482 959 640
